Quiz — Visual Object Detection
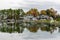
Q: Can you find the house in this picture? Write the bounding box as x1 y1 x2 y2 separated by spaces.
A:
38 14 50 20
23 15 37 21
24 15 33 21
32 17 37 21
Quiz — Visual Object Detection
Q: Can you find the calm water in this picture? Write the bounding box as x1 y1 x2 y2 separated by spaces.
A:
0 21 60 40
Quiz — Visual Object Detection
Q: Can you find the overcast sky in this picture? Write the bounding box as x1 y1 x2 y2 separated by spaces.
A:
0 0 60 14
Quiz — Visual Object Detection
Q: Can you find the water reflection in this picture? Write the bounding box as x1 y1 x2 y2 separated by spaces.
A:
0 21 59 33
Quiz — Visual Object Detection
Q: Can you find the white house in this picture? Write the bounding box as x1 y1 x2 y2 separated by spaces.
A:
23 15 37 21
24 15 33 21
32 17 37 21
39 15 50 20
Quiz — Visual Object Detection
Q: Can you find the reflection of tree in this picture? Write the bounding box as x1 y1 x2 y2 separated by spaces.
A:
14 23 24 33
27 26 39 33
40 25 57 34
3 22 25 33
0 21 58 33
1 27 7 32
58 27 60 33
6 26 13 33
14 23 20 33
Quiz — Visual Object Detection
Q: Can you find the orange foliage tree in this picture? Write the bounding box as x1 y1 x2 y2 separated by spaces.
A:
40 10 47 15
26 8 39 17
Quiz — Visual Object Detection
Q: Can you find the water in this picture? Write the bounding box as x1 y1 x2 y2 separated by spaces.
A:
0 21 60 40
0 28 59 40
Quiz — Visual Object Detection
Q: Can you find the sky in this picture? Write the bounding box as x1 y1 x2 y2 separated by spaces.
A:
0 0 60 14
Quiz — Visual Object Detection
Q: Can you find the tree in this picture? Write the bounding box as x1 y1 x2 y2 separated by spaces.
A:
46 8 57 19
7 8 12 15
20 9 25 16
40 10 47 15
26 8 39 17
56 15 60 21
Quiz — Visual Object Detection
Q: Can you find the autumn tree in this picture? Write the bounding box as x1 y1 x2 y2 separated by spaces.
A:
46 8 57 18
40 10 47 15
26 8 39 17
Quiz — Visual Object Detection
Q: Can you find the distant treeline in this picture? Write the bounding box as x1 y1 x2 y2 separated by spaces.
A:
0 8 60 21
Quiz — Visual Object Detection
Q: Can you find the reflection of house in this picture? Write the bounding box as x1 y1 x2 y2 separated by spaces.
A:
6 19 15 25
6 19 15 22
19 17 24 20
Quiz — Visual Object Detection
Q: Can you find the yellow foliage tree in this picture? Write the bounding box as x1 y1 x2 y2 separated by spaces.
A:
26 8 39 17
40 10 47 15
46 8 57 18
